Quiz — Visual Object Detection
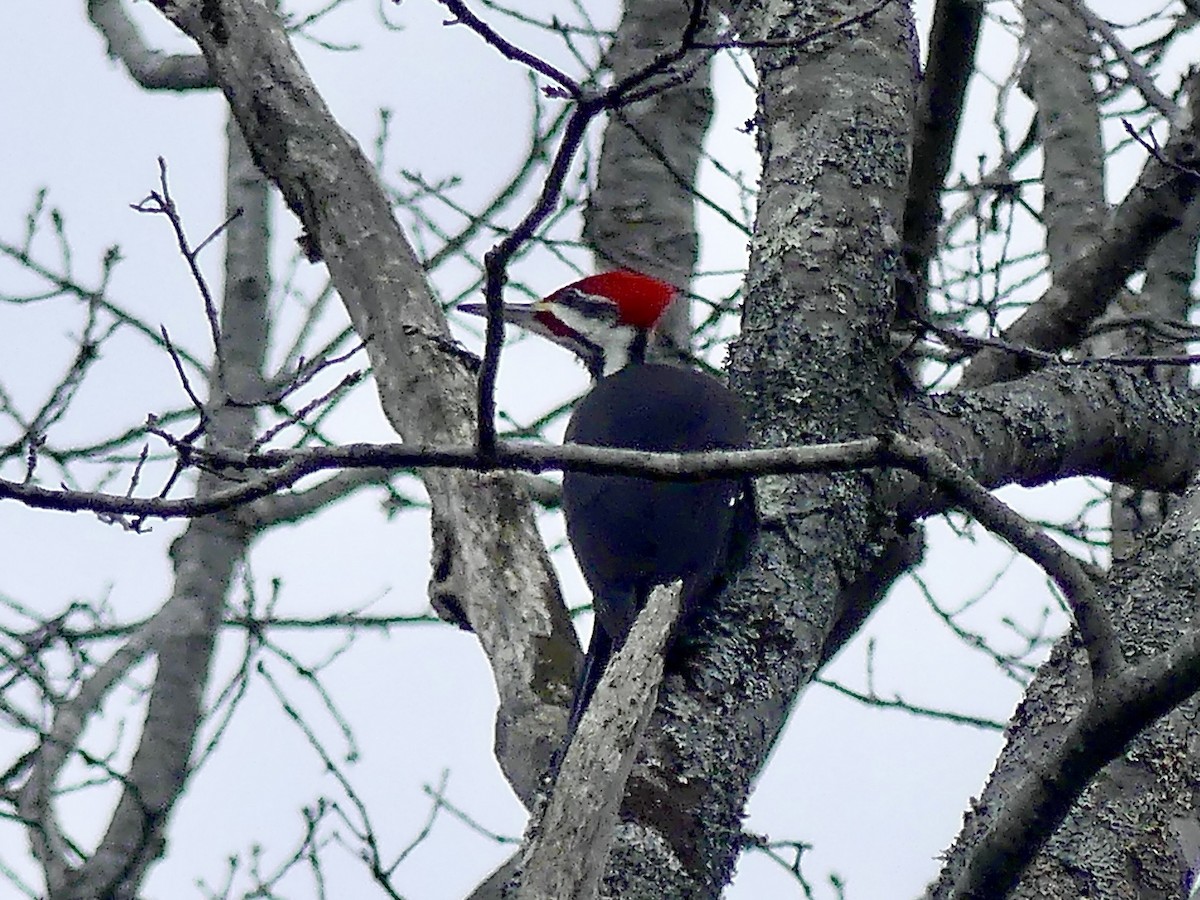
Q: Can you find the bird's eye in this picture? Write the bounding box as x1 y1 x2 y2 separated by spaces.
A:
560 289 619 322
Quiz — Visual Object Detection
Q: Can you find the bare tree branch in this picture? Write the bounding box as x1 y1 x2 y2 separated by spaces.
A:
515 582 682 900
901 0 983 325
87 0 213 90
1025 0 1105 278
237 468 409 529
0 437 886 519
9 359 1200 524
885 434 1119 681
16 117 273 899
583 0 714 349
149 0 576 806
437 0 582 97
940 475 1200 900
1074 0 1176 118
962 70 1200 387
905 365 1200 511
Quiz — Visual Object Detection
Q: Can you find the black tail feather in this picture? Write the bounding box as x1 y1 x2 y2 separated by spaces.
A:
551 483 757 777
562 623 614 747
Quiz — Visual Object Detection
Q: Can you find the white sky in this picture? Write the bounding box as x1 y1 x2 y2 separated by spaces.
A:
0 2 1190 898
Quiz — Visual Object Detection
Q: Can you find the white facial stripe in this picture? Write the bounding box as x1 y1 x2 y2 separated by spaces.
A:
550 303 638 374
557 290 619 322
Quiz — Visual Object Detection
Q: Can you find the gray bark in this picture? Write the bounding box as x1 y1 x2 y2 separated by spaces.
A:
1101 200 1200 560
19 118 269 900
517 584 682 900
928 472 1200 899
1024 0 1105 277
583 0 714 349
88 0 213 89
961 68 1200 387
922 6 1200 894
906 365 1200 506
149 0 578 808
925 7 1200 894
582 1 918 894
901 0 983 325
122 3 1200 898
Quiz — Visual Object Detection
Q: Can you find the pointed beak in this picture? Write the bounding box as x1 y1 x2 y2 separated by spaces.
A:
457 300 544 331
458 295 602 374
457 299 579 348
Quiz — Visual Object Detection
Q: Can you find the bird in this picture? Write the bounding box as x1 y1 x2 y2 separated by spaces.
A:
459 270 754 749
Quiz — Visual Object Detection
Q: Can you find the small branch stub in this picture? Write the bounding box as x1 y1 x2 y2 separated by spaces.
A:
515 581 683 900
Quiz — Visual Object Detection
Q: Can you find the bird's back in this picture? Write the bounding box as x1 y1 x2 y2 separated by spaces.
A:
563 364 749 641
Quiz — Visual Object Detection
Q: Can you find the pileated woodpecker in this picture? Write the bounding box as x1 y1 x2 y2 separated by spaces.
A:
460 270 752 742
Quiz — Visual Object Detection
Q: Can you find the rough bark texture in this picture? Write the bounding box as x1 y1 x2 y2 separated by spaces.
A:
1092 198 1200 558
925 5 1200 895
579 2 918 895
150 0 578 806
905 365 1200 504
517 584 682 900
929 475 1200 899
128 3 1200 898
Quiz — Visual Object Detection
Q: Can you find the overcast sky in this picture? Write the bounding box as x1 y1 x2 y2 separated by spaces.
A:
0 2 1184 898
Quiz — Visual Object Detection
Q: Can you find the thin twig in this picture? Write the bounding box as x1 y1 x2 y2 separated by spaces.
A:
131 158 243 374
884 434 1121 682
159 326 207 416
1076 3 1176 118
815 676 1006 730
435 0 580 96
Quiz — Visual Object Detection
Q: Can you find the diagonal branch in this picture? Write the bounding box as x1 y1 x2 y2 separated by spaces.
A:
150 0 576 806
942 475 1200 900
17 117 273 899
1074 0 1175 118
466 0 709 456
86 0 213 90
516 583 683 900
885 434 1120 681
961 70 1200 387
237 468 410 529
436 0 581 97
